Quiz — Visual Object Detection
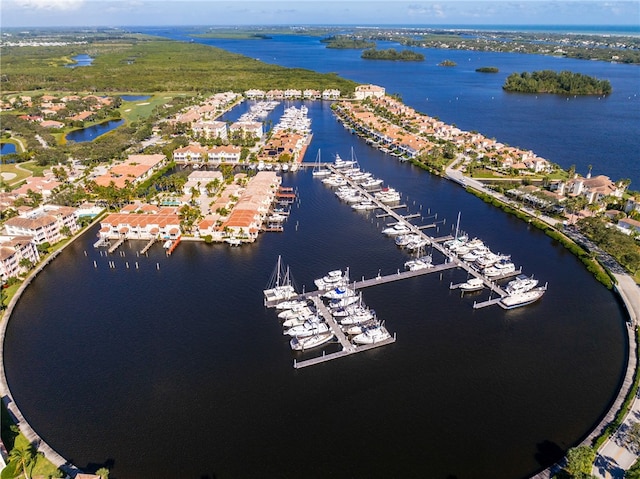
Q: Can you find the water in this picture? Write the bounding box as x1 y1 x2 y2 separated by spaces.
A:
143 28 640 188
65 119 124 143
4 101 628 479
120 95 151 102
65 54 93 68
0 143 17 155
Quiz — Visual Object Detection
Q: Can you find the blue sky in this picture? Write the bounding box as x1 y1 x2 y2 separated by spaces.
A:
1 1 639 28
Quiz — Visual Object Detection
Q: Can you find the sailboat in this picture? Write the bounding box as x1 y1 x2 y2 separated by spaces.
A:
263 255 297 306
311 149 331 177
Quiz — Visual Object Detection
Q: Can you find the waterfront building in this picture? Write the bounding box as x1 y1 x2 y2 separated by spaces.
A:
191 120 227 140
322 89 341 100
173 144 210 164
0 235 40 281
98 213 181 241
245 89 266 100
93 154 166 189
284 89 302 99
208 145 242 163
229 120 263 139
304 89 321 100
618 218 640 235
183 171 224 196
4 205 79 245
354 84 386 100
565 174 626 204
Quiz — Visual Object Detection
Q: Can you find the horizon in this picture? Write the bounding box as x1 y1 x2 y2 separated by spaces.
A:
1 1 639 29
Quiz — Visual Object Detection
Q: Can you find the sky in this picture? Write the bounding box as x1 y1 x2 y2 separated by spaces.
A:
1 0 639 28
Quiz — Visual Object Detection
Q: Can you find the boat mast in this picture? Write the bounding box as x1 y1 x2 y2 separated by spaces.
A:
454 212 461 240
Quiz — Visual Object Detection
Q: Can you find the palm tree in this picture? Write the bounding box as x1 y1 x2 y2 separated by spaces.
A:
9 441 35 479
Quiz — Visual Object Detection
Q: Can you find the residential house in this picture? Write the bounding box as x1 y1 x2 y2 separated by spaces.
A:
354 84 386 100
4 205 79 244
94 154 166 189
0 235 40 281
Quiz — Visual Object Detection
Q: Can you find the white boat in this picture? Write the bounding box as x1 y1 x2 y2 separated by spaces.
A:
339 308 375 325
476 252 510 268
275 299 306 310
404 255 433 271
314 269 349 291
283 312 320 328
311 149 331 177
344 320 380 336
505 275 539 295
361 177 384 189
322 286 356 300
263 256 297 304
331 303 363 318
328 295 360 309
352 199 377 211
395 233 422 247
484 260 516 278
290 332 335 351
352 325 392 345
278 305 314 321
375 187 401 204
382 223 411 236
404 238 429 251
334 149 359 169
458 277 485 292
285 319 330 337
499 287 546 309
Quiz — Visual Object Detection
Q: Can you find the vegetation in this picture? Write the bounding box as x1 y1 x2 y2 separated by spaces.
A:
476 66 499 73
563 445 596 478
577 217 640 274
1 433 63 479
628 459 640 479
321 35 375 49
438 59 457 67
0 34 357 94
503 70 612 95
361 48 424 61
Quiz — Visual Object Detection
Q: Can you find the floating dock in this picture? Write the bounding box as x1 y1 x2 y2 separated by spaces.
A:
107 237 126 254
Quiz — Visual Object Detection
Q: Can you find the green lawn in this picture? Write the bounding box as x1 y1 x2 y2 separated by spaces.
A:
0 162 32 185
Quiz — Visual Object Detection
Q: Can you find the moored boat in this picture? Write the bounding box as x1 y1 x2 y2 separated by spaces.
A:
290 332 335 351
352 325 392 345
458 277 485 292
314 269 349 291
499 287 546 309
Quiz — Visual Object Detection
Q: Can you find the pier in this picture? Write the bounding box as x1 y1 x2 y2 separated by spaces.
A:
140 237 156 255
107 237 126 254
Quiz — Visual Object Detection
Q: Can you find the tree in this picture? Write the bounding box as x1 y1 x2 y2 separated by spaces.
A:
95 467 110 479
60 225 72 238
8 441 35 479
564 445 595 477
18 258 34 271
626 422 640 454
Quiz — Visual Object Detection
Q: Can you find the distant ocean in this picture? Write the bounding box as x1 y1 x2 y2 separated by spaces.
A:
356 24 640 36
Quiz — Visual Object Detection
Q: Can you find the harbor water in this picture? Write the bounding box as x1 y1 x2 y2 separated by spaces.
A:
3 100 628 479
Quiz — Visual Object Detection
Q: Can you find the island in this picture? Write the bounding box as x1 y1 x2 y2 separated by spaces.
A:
321 35 376 49
361 48 425 61
476 66 499 73
438 59 457 67
503 70 612 95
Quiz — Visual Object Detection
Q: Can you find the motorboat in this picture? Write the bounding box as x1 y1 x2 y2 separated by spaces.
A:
322 286 356 300
314 269 348 291
285 318 330 337
484 259 516 278
404 255 433 271
344 320 380 336
331 303 364 318
361 177 384 189
339 308 375 326
274 299 306 310
278 305 314 321
290 332 335 351
352 325 392 345
382 223 411 236
328 295 360 309
499 288 546 309
458 277 485 292
395 233 422 247
352 199 377 211
505 275 539 295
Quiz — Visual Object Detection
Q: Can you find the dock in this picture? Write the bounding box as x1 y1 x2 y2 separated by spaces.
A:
107 237 126 254
140 237 156 255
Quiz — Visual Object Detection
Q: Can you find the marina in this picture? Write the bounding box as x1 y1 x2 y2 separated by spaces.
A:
264 155 548 369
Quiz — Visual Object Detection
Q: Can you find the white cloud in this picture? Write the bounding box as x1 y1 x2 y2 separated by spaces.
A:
15 0 85 10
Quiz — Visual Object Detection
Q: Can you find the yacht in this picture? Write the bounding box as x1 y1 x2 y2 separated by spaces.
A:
314 269 348 291
285 318 330 337
339 308 375 326
282 312 317 328
499 288 546 310
290 332 335 351
322 286 356 300
278 305 314 321
344 320 380 336
275 299 307 311
505 275 539 295
458 277 485 292
352 325 392 345
361 177 384 189
404 255 433 271
382 223 412 236
484 259 516 278
352 199 377 211
328 295 360 309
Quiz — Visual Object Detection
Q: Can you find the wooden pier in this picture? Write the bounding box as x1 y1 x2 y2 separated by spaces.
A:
351 261 457 289
140 237 156 255
107 237 126 254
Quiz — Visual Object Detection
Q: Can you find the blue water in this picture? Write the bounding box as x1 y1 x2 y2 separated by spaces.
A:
120 95 151 102
144 28 640 188
0 143 17 155
65 54 93 68
65 119 124 143
5 100 627 479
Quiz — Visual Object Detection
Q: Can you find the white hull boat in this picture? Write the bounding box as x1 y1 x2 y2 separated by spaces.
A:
285 319 330 337
458 277 484 292
290 332 335 351
314 269 348 291
499 288 546 309
352 326 392 345
505 275 539 295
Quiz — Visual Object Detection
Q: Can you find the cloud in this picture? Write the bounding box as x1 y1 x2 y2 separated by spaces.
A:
407 3 446 18
15 0 85 10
